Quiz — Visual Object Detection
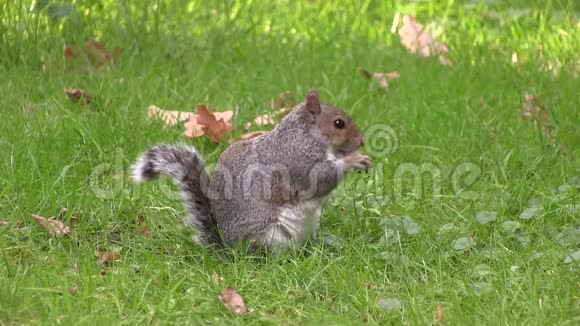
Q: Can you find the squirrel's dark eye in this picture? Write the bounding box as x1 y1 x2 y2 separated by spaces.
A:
334 119 345 129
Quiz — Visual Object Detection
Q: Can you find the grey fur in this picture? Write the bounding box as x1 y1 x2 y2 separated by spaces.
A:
210 105 342 247
132 144 221 245
132 93 369 252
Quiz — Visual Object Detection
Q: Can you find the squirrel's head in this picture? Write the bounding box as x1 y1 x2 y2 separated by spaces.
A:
303 89 365 156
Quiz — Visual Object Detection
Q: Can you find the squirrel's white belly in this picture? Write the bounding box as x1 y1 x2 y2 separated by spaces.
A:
267 198 324 250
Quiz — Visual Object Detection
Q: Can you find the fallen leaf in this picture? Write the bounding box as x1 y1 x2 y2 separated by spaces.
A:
520 94 548 121
244 107 291 129
218 288 248 316
148 105 197 126
31 214 70 237
183 117 206 138
194 105 234 142
65 39 122 69
252 113 277 126
0 220 8 225
519 93 553 141
136 214 146 225
399 15 450 65
139 226 151 237
57 208 68 219
64 45 75 60
68 287 78 296
135 215 151 236
85 39 112 67
96 251 121 266
373 72 401 89
359 68 400 90
64 88 93 104
56 207 78 225
434 303 445 324
359 67 372 79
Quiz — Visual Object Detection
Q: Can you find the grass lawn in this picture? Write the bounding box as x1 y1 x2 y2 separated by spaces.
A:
1 0 579 324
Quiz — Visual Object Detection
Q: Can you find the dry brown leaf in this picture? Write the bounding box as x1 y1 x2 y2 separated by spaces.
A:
359 67 372 79
245 113 276 129
434 303 445 324
96 251 121 266
149 104 234 142
57 208 68 219
64 45 75 61
359 68 400 90
31 214 70 237
218 288 248 316
68 287 79 296
519 93 553 141
244 107 291 129
140 226 151 237
136 214 146 225
399 15 450 65
56 207 78 225
64 88 93 104
135 215 151 237
85 39 112 67
183 118 206 138
194 105 234 143
148 105 197 126
65 39 122 69
184 108 234 140
373 72 400 89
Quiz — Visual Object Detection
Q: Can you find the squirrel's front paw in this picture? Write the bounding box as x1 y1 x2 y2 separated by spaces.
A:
343 152 372 171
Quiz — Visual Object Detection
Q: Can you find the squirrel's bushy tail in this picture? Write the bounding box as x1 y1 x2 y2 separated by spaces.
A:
132 144 221 245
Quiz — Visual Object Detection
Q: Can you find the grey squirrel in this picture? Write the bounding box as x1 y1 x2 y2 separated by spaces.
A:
132 90 371 253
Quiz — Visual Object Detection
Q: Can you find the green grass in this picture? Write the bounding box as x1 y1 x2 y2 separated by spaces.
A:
1 0 579 324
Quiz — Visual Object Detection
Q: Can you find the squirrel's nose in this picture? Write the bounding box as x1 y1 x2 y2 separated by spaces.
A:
360 136 365 147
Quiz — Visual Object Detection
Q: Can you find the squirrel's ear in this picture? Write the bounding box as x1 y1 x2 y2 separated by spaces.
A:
305 89 321 117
